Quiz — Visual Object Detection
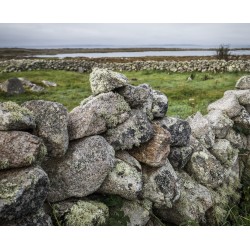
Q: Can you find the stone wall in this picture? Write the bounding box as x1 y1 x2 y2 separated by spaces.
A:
0 69 249 226
1 58 250 73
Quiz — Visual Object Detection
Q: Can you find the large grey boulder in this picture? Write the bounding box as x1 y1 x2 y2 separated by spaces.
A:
155 171 213 225
235 75 250 90
104 109 153 151
224 89 250 106
1 78 25 94
22 100 69 158
205 110 233 139
68 92 130 140
90 68 129 95
98 159 142 200
0 101 35 131
156 117 191 147
120 199 152 226
2 208 52 226
53 200 109 226
226 128 247 149
151 90 168 118
210 139 239 167
168 145 193 170
43 136 115 202
142 160 180 208
0 131 47 170
186 137 225 189
207 94 242 118
0 167 49 222
187 112 215 148
233 108 250 135
129 123 171 167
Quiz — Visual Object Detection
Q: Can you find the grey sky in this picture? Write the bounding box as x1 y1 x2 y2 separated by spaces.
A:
0 23 250 47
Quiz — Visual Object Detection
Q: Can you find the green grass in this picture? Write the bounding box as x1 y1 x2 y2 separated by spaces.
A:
0 69 246 118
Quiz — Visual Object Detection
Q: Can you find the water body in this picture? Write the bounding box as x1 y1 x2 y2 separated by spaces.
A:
34 50 250 58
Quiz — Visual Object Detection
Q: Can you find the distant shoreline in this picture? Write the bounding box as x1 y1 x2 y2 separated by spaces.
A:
1 47 250 60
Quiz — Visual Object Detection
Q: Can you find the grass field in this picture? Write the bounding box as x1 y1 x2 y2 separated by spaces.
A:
0 70 246 118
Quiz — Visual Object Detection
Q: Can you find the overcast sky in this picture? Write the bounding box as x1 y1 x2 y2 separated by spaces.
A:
0 23 249 48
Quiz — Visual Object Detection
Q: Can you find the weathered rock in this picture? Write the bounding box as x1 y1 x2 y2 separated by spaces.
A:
1 78 25 94
115 151 141 171
210 139 239 167
142 160 180 208
120 199 152 226
205 110 233 139
22 100 69 158
151 90 168 118
0 167 49 222
224 89 250 105
187 112 215 148
225 128 246 149
0 131 47 170
0 101 35 131
235 75 250 90
104 109 153 151
90 68 129 95
116 84 150 108
129 123 171 167
41 80 57 87
168 145 193 170
53 200 109 226
30 84 44 92
2 208 53 226
233 108 250 135
98 159 142 200
207 94 242 118
68 92 130 140
18 77 33 88
186 138 225 189
43 136 115 202
246 104 250 114
155 171 213 225
156 117 191 147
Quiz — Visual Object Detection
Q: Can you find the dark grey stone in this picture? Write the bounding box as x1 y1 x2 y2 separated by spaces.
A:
1 78 25 94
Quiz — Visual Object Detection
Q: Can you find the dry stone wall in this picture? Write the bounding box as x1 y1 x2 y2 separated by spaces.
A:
0 69 249 226
1 59 250 73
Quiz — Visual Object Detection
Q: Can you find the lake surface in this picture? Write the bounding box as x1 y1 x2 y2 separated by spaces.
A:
34 50 250 58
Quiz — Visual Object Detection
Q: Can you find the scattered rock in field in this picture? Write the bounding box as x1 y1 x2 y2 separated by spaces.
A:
0 101 35 131
22 100 69 158
18 77 44 92
235 75 250 90
155 171 213 225
207 94 242 118
1 78 25 94
168 145 193 170
187 112 215 148
98 159 142 200
129 122 171 167
53 200 109 226
68 92 130 140
104 109 153 151
30 84 44 92
90 68 129 95
0 167 49 222
205 110 233 139
142 160 180 208
43 136 115 202
42 80 57 87
0 131 46 170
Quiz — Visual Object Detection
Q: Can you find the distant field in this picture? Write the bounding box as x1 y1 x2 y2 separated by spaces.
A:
0 70 247 118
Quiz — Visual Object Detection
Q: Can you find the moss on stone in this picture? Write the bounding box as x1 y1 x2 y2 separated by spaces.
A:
0 179 18 199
